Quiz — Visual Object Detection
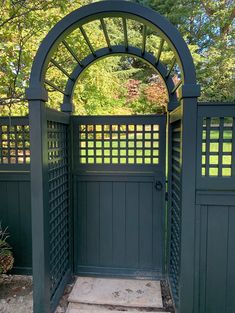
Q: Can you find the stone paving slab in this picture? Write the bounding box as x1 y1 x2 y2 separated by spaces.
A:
68 277 163 308
66 304 170 313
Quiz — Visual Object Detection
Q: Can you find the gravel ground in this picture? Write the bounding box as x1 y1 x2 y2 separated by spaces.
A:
0 275 33 313
0 275 74 313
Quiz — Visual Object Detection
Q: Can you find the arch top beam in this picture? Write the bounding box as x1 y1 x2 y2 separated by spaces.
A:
27 0 200 100
61 45 178 112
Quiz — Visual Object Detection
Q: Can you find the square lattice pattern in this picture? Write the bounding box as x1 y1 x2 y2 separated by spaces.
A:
0 123 30 164
201 117 234 177
78 124 160 165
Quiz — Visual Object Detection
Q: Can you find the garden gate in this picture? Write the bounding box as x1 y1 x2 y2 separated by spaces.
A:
72 115 166 277
25 1 201 313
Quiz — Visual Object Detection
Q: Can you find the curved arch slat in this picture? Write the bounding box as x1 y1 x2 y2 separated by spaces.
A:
27 0 198 108
61 45 178 112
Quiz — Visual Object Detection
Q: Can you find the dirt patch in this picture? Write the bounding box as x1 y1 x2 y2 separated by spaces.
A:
0 275 33 313
0 274 75 313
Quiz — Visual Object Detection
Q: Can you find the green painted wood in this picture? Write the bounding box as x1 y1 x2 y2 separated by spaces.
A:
76 181 87 266
75 174 164 277
196 204 235 313
100 182 113 266
139 182 154 268
227 207 235 313
86 181 100 266
18 181 32 271
199 205 208 313
73 114 166 278
193 103 235 313
125 182 139 268
178 97 198 313
29 104 72 313
168 116 182 306
206 205 228 313
29 100 51 313
193 204 201 313
196 190 235 206
112 182 126 267
196 104 235 190
0 174 32 274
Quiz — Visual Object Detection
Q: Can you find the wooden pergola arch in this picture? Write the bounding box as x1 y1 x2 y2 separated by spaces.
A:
27 0 200 111
26 2 201 313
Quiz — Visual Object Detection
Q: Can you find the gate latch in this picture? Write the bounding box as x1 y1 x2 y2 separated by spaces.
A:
155 180 163 191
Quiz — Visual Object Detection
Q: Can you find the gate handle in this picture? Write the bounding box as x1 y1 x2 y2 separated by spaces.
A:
155 180 163 191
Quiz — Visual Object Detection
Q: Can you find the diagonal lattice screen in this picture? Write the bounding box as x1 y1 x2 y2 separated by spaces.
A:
169 119 182 306
47 120 70 299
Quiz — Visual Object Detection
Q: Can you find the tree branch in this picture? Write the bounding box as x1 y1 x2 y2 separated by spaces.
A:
0 97 27 106
0 1 61 27
200 0 216 16
221 5 235 36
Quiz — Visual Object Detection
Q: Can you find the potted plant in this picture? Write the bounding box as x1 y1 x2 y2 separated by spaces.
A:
0 224 14 274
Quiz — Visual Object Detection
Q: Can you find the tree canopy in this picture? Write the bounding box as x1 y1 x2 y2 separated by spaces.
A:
0 0 234 116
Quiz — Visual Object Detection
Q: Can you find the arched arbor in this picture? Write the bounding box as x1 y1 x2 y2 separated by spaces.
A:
26 1 200 313
27 0 200 110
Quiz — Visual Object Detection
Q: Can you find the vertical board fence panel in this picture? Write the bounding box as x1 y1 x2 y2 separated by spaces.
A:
0 117 31 274
168 102 235 313
195 102 235 313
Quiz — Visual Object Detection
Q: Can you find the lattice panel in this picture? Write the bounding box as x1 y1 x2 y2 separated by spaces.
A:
47 121 70 297
0 120 30 164
169 120 182 305
201 117 234 177
77 123 160 165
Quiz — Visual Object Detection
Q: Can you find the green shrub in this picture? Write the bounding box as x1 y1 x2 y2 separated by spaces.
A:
0 224 14 274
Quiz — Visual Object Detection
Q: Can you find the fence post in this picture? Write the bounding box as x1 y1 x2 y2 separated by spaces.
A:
179 86 199 313
28 90 50 313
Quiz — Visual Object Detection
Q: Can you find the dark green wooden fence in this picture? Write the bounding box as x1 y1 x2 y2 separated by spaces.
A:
0 102 235 313
167 102 235 313
0 117 32 274
0 172 31 274
194 102 235 313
